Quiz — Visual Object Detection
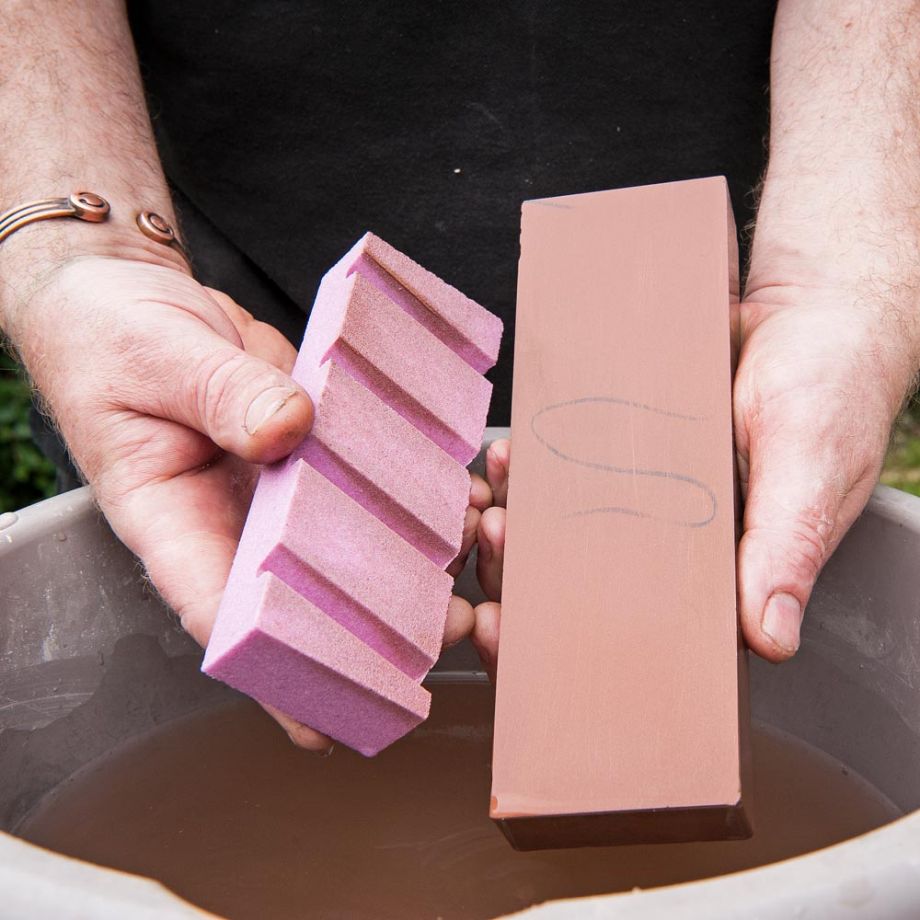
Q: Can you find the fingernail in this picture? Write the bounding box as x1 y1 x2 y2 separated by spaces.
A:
244 386 297 435
285 730 335 757
761 592 803 654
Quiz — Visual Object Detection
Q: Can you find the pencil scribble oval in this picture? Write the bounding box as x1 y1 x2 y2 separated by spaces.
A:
530 397 717 528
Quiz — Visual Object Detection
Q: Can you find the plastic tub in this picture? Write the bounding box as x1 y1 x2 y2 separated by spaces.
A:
1 429 919 918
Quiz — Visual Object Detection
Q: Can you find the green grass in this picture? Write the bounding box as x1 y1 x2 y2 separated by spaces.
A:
881 408 920 497
0 350 56 513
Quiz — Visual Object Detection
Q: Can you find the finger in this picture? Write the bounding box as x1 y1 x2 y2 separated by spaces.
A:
471 601 501 683
738 432 877 663
469 472 492 512
129 317 314 464
486 438 510 507
244 321 299 374
260 702 335 755
476 505 505 602
208 288 299 373
444 475 492 577
446 505 481 578
442 594 475 648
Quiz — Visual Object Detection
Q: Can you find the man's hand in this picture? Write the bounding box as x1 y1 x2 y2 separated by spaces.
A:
9 254 487 750
474 286 912 674
471 438 508 682
732 285 909 659
14 255 314 640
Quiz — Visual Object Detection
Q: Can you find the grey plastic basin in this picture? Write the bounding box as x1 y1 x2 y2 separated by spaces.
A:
1 429 919 918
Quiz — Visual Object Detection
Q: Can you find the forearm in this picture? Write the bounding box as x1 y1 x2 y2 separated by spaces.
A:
0 0 183 342
750 0 920 366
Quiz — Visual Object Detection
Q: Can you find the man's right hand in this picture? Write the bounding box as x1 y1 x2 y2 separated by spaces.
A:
7 251 489 750
8 251 345 745
16 255 315 639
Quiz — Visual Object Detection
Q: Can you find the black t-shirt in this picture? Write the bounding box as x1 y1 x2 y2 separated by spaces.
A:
127 1 776 425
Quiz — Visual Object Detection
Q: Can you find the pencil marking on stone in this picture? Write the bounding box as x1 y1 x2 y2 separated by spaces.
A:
530 397 717 528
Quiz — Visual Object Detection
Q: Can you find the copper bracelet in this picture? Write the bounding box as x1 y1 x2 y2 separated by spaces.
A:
0 191 190 268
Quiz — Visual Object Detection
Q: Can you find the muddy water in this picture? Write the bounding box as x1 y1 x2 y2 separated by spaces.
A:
18 683 900 920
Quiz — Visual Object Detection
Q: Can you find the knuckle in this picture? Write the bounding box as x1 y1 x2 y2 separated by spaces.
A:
749 509 830 587
783 524 828 584
193 347 261 431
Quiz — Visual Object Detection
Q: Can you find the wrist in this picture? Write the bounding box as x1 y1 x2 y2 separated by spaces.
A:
0 195 190 343
741 275 920 421
750 159 920 284
749 167 920 348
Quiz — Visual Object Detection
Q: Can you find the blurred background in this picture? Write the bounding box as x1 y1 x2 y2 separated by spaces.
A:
1 351 56 512
1 349 919 513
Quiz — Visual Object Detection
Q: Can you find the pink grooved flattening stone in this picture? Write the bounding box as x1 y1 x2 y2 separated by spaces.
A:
336 232 503 373
202 572 430 757
245 459 451 680
296 269 492 465
204 233 504 756
291 359 469 567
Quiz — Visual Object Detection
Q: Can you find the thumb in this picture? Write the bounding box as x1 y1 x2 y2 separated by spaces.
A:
138 321 314 464
737 428 875 663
